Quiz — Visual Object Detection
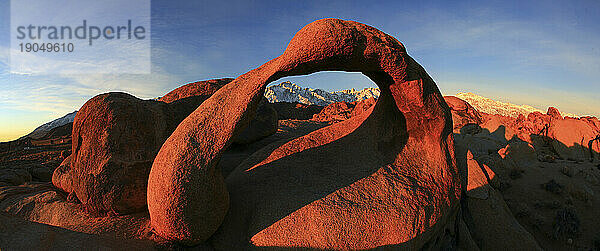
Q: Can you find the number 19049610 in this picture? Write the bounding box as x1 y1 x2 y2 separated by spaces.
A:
19 43 74 52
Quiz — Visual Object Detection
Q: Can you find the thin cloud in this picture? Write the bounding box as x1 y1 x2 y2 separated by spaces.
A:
403 10 600 78
0 44 181 119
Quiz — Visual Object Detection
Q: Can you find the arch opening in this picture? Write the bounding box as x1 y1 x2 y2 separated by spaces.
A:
147 18 459 249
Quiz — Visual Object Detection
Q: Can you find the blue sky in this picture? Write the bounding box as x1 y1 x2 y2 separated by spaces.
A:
1 0 599 141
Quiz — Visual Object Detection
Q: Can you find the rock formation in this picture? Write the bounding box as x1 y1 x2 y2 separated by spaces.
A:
449 96 600 250
547 107 563 120
444 96 484 132
461 150 542 250
161 78 279 145
549 118 600 161
53 78 276 215
310 97 377 123
0 16 598 250
57 92 186 215
159 78 234 103
447 95 600 163
498 141 538 168
270 102 323 120
147 18 460 249
231 100 278 145
52 155 74 194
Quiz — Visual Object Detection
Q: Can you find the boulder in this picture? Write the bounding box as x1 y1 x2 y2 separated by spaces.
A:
465 151 495 199
64 92 183 215
462 150 542 250
444 96 484 132
53 79 228 215
548 118 599 161
52 155 74 193
454 131 506 156
498 140 538 168
270 102 323 120
53 77 278 215
465 185 542 250
162 78 278 145
312 98 377 123
160 78 236 120
525 111 551 135
158 78 234 103
547 107 562 120
581 116 600 131
148 18 460 249
460 124 483 135
349 97 377 117
480 115 519 142
311 101 354 123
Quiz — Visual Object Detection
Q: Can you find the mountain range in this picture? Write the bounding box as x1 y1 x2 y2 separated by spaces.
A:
19 82 580 142
23 111 77 140
265 82 580 118
264 82 380 106
455 92 577 118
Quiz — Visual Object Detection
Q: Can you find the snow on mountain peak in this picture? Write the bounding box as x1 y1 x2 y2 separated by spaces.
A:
264 81 380 106
265 82 578 118
455 92 577 118
24 111 77 139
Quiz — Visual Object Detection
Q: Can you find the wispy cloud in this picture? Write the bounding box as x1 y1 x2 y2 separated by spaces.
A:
0 43 182 119
401 10 600 78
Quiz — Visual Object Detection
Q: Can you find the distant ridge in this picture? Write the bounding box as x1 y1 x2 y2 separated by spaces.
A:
14 84 583 143
264 81 380 106
455 92 577 118
23 111 77 139
264 82 581 118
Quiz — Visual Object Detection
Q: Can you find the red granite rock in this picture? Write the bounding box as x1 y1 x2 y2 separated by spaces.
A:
148 18 460 248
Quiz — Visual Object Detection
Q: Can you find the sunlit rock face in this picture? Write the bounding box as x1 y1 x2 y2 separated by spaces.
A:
549 118 600 161
148 18 460 249
53 78 275 216
444 96 484 133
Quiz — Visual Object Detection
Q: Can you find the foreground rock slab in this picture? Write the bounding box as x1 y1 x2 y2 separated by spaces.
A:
0 211 155 250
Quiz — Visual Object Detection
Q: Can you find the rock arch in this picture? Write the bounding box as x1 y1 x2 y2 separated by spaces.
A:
147 18 461 248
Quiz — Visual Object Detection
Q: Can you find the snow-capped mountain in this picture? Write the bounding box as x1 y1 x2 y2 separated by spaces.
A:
455 92 576 118
264 82 380 106
17 85 580 142
333 87 381 101
265 82 579 118
24 111 77 139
